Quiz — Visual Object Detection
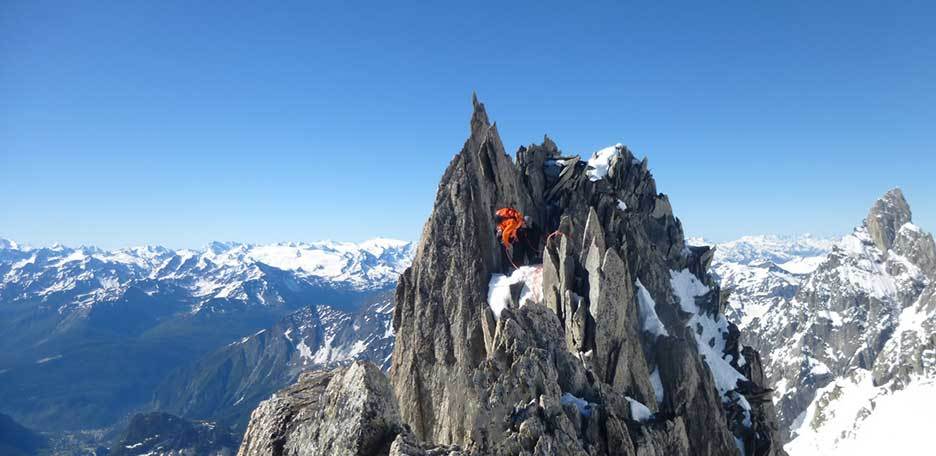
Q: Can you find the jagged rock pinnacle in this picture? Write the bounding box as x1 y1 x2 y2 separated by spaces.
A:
866 187 912 252
387 96 785 454
239 97 787 456
471 92 488 130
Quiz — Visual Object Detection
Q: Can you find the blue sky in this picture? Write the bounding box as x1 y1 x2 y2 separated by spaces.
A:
2 1 933 249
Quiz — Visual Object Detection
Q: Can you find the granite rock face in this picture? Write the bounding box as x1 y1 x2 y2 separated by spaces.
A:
237 361 403 456
240 97 786 456
387 97 784 455
866 188 913 252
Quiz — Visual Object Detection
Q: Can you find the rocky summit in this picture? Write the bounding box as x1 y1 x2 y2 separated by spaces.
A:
238 97 786 456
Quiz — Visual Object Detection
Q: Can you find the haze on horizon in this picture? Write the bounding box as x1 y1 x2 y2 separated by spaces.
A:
2 1 934 250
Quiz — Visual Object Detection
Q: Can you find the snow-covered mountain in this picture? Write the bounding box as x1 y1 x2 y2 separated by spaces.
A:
699 189 936 455
0 238 412 313
0 238 412 433
689 234 834 330
691 235 834 274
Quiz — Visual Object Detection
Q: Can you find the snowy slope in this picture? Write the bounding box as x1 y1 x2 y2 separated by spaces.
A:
784 370 936 456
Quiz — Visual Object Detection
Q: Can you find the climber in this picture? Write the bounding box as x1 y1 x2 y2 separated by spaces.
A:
495 207 524 249
495 207 543 268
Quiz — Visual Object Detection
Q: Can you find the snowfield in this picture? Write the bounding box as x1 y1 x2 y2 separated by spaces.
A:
785 371 936 455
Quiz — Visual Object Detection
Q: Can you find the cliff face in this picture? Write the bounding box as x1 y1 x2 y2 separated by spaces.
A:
238 97 786 456
238 362 403 456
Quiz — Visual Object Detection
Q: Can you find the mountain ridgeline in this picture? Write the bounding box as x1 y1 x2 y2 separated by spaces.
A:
0 239 411 435
237 97 786 455
152 292 395 431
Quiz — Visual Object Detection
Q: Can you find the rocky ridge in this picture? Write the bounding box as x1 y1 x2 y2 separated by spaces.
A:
238 97 786 455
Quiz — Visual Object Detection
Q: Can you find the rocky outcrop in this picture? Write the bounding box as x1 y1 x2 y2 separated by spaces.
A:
240 96 786 455
237 361 402 456
866 188 912 252
893 221 936 279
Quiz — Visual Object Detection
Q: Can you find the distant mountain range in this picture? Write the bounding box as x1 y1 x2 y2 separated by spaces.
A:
0 238 412 436
698 189 936 455
688 234 835 329
4 190 933 455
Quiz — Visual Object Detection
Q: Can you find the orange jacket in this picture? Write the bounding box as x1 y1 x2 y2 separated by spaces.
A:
495 207 524 249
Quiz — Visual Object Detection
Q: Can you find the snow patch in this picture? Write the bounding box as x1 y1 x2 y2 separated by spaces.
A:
297 340 314 364
670 269 747 398
899 222 922 234
487 265 544 320
635 280 669 337
585 144 622 181
816 310 844 327
779 256 827 274
626 396 653 422
650 368 665 403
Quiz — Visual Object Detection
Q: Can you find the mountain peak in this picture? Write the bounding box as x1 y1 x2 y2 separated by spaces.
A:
470 93 491 136
205 240 243 254
381 99 784 454
866 187 912 252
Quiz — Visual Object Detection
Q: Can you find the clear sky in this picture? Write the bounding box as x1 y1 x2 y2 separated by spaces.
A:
2 1 933 249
